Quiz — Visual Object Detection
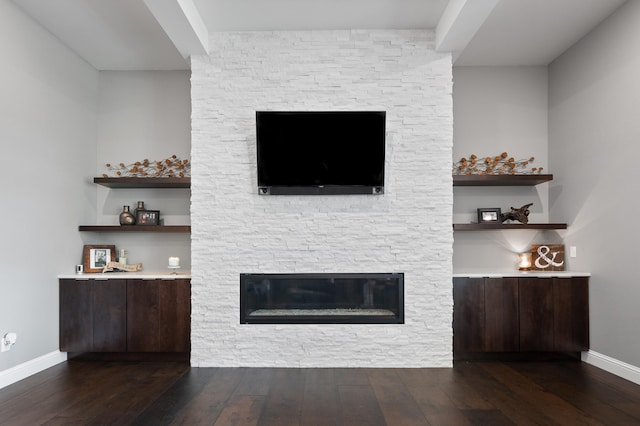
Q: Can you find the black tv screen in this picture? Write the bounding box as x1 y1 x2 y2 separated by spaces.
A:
256 111 386 195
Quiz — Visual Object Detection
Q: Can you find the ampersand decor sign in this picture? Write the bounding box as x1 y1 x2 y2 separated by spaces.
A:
531 244 565 271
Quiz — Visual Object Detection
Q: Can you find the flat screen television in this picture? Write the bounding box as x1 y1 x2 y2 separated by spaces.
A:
256 111 386 195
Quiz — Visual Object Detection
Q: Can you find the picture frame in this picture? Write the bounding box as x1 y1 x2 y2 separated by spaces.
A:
82 245 116 273
477 208 502 224
135 210 160 226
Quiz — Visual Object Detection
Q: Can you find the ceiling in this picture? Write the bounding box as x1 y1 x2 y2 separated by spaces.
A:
11 0 628 71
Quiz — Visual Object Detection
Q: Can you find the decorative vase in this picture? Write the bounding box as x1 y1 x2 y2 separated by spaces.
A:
119 205 135 225
134 201 145 217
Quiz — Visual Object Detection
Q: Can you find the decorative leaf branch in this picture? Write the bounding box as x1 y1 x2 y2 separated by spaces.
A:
453 152 543 175
102 155 190 178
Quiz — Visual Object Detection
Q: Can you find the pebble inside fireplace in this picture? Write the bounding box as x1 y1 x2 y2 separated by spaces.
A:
240 273 404 324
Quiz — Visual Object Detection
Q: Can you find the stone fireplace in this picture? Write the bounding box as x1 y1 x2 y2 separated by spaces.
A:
190 29 453 367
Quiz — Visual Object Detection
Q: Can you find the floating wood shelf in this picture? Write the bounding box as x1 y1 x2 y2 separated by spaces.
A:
78 225 191 233
454 223 567 231
453 174 553 186
93 177 190 188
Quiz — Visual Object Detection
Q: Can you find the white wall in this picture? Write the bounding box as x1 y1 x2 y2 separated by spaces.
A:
93 71 192 270
549 0 640 368
0 0 98 371
452 67 557 272
191 30 453 367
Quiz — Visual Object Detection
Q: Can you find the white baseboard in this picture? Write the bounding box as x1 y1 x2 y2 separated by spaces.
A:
0 351 67 390
582 350 640 385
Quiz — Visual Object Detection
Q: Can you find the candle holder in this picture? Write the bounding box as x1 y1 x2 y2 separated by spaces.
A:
518 252 532 271
168 256 180 274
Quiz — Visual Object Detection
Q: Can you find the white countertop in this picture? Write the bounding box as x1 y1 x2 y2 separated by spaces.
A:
453 270 590 278
58 271 191 280
60 270 588 279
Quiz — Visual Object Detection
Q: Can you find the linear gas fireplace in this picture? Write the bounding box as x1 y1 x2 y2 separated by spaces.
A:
240 273 404 324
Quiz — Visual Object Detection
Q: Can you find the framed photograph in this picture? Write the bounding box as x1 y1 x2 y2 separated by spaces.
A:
477 208 502 224
82 245 116 273
135 210 160 226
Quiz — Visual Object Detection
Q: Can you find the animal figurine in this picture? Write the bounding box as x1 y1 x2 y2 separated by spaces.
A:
502 203 533 224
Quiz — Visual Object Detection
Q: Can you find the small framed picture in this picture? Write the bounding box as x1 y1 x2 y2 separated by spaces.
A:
83 245 116 273
136 209 160 226
477 208 502 224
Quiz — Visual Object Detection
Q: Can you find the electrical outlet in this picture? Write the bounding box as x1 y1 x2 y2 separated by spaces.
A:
1 333 17 352
570 246 577 258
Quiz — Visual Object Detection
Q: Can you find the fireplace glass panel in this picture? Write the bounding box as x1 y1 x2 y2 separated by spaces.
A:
240 273 404 324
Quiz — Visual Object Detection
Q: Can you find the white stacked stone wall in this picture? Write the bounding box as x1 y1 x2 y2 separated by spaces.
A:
190 30 453 367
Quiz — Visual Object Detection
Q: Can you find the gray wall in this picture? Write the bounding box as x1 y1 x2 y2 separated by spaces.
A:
452 66 559 272
549 0 640 368
0 0 98 371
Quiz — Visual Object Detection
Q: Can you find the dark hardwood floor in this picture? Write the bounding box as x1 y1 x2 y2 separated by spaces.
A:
1 359 640 425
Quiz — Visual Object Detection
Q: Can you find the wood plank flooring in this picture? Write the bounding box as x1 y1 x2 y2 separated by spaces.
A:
1 359 639 425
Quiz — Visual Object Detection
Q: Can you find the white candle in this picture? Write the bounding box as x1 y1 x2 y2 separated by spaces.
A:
169 257 180 267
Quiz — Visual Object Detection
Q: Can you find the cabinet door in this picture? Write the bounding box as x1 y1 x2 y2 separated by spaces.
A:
59 279 126 352
553 277 589 351
453 278 485 354
92 280 127 351
158 279 190 352
484 278 519 352
60 279 93 352
127 279 190 352
519 278 554 351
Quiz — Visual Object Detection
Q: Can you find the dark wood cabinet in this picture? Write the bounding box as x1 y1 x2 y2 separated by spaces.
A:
519 278 554 351
452 278 485 354
484 278 519 352
453 277 519 354
127 279 190 352
60 278 190 354
453 276 589 358
553 277 589 351
92 280 127 351
60 279 93 351
60 279 126 352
